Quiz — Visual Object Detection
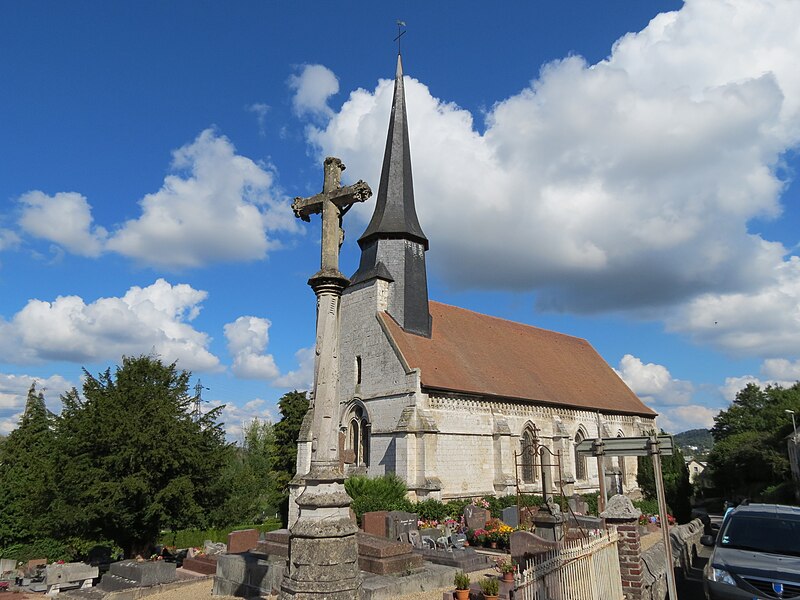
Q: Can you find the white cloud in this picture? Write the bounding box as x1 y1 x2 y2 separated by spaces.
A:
667 256 800 357
761 357 800 381
308 0 800 359
224 316 280 380
205 397 275 442
656 404 719 434
248 103 270 136
288 64 339 119
0 228 20 251
0 279 220 371
273 346 314 390
18 191 107 257
616 354 694 406
107 129 297 268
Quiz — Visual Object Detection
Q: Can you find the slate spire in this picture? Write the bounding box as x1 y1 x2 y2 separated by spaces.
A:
352 54 431 337
358 54 428 249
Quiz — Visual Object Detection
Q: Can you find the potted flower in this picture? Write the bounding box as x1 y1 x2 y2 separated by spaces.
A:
479 577 500 600
454 571 471 600
496 557 515 582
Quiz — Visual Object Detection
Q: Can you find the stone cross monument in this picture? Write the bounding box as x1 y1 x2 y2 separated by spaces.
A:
280 157 371 600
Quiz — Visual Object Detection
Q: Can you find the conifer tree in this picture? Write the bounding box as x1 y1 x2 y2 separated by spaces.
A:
54 355 232 557
0 384 57 554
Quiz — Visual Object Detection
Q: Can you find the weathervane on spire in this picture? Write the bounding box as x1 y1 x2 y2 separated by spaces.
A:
394 20 406 55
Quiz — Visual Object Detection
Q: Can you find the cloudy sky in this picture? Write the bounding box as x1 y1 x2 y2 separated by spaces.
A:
2 0 799 439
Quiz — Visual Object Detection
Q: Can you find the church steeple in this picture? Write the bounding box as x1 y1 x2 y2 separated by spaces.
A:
358 54 428 249
351 54 431 337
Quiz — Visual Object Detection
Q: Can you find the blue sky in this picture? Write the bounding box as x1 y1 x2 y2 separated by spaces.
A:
2 0 799 439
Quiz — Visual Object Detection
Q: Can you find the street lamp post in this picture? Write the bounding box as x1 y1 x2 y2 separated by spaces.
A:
786 409 798 440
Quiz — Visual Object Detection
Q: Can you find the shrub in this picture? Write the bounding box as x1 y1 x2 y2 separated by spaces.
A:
479 577 499 596
158 519 281 549
454 570 470 590
416 498 450 522
633 498 659 516
345 474 413 522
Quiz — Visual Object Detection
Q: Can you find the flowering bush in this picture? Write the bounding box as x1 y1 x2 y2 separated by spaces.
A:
638 513 676 527
495 557 515 574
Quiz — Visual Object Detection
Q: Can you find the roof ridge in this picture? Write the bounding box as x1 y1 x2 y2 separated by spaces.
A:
428 300 589 343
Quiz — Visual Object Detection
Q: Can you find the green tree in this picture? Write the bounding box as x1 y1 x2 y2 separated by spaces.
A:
212 418 276 525
54 355 232 557
0 384 57 553
707 382 800 501
269 390 309 525
636 434 692 522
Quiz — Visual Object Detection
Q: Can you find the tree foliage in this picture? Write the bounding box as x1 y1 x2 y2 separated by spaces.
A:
707 382 800 501
636 434 692 523
0 384 57 551
269 390 309 525
54 355 232 556
211 419 276 525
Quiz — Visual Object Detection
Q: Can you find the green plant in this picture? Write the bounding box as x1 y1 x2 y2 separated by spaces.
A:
479 577 499 597
345 474 413 522
633 498 659 516
454 571 470 590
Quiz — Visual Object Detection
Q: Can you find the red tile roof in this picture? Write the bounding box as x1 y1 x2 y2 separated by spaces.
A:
379 301 657 417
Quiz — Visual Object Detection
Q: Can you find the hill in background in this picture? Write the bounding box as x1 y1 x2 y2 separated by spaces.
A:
674 428 713 459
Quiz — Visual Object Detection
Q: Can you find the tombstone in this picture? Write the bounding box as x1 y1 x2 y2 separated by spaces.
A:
509 530 559 564
568 494 589 515
0 559 15 575
464 505 490 530
501 505 520 528
46 562 99 594
104 559 176 587
386 510 418 541
228 528 259 554
362 511 388 537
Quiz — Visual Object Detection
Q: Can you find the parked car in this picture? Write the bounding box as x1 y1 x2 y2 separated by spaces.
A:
703 503 800 600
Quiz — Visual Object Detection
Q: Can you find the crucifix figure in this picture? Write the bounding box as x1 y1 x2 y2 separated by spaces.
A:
281 157 371 600
292 156 371 281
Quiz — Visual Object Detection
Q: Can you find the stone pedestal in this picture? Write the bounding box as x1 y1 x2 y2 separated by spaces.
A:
601 494 643 600
280 463 361 600
531 506 565 543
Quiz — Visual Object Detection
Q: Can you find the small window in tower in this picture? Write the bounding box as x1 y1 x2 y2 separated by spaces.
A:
356 355 362 385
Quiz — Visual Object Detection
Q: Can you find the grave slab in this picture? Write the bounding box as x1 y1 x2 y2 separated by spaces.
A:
181 554 218 576
501 506 519 528
463 506 490 530
107 559 176 586
227 528 260 554
362 511 389 537
386 511 418 541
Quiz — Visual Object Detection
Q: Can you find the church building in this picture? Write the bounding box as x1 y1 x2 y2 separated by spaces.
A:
293 55 657 513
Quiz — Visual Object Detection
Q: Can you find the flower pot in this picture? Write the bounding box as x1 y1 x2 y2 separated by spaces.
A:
455 589 470 600
489 541 497 549
483 595 499 600
502 572 514 583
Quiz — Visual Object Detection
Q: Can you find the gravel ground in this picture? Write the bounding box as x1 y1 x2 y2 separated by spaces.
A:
142 567 498 600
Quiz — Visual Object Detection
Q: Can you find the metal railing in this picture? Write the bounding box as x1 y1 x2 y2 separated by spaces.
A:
515 530 623 600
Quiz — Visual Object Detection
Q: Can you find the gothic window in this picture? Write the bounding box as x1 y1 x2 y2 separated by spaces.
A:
521 427 538 483
355 356 362 386
574 430 587 480
347 405 370 466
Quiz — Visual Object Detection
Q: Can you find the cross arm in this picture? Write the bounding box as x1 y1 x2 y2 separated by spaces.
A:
292 180 373 222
